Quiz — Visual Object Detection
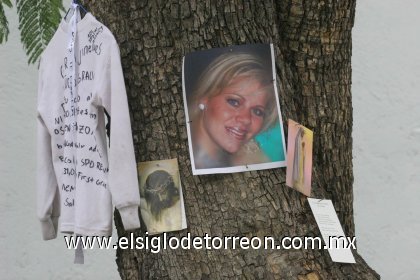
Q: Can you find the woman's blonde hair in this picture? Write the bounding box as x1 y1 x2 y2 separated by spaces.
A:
189 52 278 132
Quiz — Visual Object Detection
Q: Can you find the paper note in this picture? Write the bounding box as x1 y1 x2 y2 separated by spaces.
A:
308 198 356 263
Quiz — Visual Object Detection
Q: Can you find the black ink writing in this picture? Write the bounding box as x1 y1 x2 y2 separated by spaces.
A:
62 184 75 193
96 162 109 173
81 158 95 168
80 158 109 174
53 122 93 136
79 43 102 57
64 198 74 207
88 26 103 43
63 167 76 176
58 156 74 164
64 140 85 149
60 57 70 79
75 43 102 66
95 179 107 188
64 71 95 89
88 144 103 158
76 171 94 183
55 116 63 125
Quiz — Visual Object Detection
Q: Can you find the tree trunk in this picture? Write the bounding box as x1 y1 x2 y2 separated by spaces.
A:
87 0 379 279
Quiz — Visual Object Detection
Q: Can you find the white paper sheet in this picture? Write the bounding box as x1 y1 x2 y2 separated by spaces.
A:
308 198 356 263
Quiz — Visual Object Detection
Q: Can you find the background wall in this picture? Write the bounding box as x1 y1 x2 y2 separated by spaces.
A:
0 1 418 279
352 1 420 279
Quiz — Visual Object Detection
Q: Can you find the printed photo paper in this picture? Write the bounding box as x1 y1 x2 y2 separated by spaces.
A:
286 119 314 196
137 158 187 234
182 44 286 175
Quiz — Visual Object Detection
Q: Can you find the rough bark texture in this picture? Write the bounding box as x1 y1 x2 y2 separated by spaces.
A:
86 0 379 279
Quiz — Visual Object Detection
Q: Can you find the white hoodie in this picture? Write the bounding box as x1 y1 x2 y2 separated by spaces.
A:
37 13 140 240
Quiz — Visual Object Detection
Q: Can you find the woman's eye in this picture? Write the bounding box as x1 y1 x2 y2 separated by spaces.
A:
227 98 240 107
252 108 265 117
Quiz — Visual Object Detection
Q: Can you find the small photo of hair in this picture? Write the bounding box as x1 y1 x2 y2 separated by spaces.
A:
137 158 187 234
286 119 314 197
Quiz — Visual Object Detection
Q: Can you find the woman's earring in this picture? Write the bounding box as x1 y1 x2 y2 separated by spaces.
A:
199 103 206 110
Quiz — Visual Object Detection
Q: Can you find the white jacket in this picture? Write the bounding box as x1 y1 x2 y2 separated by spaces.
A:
37 13 140 240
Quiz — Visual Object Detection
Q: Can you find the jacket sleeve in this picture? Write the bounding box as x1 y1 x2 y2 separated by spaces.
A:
37 60 60 240
100 40 140 231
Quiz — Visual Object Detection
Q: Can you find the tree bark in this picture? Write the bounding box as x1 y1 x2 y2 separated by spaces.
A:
86 0 379 279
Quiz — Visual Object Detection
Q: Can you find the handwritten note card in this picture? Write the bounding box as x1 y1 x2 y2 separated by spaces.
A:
307 198 356 263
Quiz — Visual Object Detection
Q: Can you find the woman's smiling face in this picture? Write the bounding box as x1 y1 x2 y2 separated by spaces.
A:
201 76 270 154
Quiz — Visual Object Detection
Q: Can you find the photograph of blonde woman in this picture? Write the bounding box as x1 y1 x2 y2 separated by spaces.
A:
183 44 286 175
